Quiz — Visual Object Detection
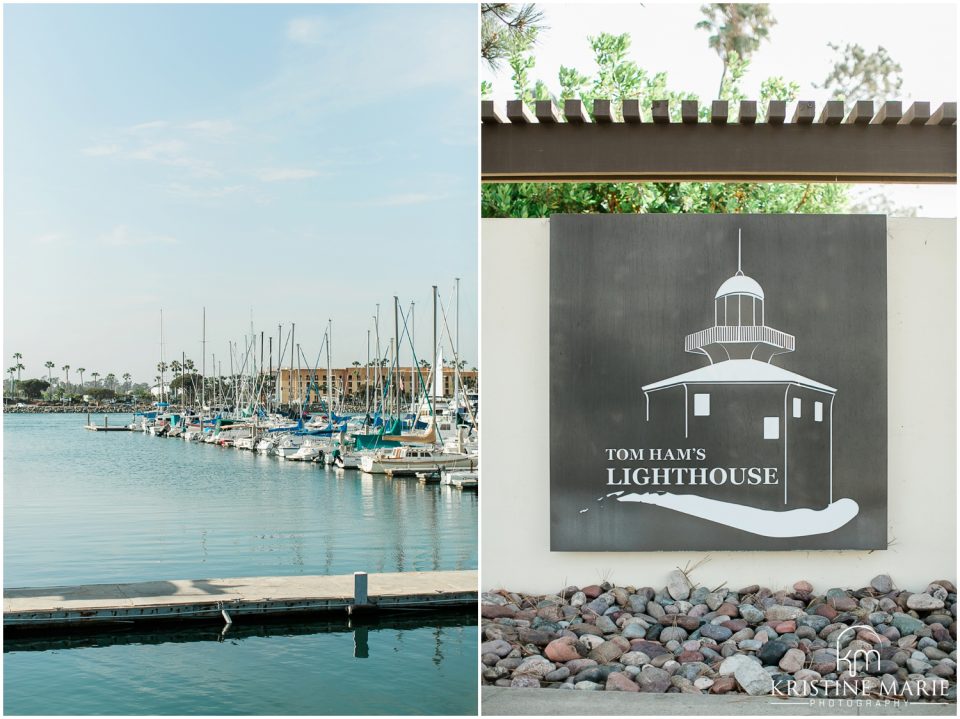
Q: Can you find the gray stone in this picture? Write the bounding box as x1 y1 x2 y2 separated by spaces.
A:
595 615 618 634
620 651 651 667
765 605 805 622
700 624 733 642
906 593 945 611
739 604 765 623
892 613 925 636
660 626 689 643
481 639 513 657
622 623 647 640
510 675 541 689
574 681 601 691
734 661 774 696
870 575 893 593
666 570 691 601
569 591 586 608
637 665 672 693
718 653 760 676
544 667 570 682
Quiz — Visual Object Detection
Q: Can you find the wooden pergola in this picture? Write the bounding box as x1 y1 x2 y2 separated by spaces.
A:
481 99 957 184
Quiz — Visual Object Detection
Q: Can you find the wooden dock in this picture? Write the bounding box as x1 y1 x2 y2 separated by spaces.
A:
4 570 477 633
84 415 133 431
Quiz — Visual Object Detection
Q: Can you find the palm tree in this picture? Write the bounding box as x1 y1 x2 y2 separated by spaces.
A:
157 362 168 402
122 373 132 390
77 367 86 388
105 373 116 390
44 361 55 385
12 353 24 384
7 367 16 395
62 365 71 387
91 371 100 387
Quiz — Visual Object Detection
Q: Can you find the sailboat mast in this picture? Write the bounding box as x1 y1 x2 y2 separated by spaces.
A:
326 319 333 420
365 328 370 425
411 301 415 408
159 309 165 404
201 307 206 410
432 285 437 428
455 277 460 407
290 323 296 412
393 296 400 418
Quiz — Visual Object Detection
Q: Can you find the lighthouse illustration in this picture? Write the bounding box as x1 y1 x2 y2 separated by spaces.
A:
617 231 860 538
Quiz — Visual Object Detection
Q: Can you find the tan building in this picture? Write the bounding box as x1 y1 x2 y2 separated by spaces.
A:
276 366 477 405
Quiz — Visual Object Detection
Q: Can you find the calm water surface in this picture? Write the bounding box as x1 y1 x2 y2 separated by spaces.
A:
4 613 476 715
4 413 477 586
3 412 478 715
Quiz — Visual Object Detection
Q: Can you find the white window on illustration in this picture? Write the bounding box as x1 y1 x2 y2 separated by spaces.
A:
763 416 780 440
815 401 824 422
793 397 802 418
693 393 710 416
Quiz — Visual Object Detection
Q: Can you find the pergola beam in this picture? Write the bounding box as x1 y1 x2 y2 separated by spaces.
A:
481 99 957 184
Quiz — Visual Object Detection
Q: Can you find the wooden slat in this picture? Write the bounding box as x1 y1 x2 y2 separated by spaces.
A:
535 100 559 124
481 122 956 183
651 100 670 124
711 101 729 124
929 102 957 126
506 100 533 124
481 100 504 125
622 99 643 123
899 102 931 126
793 101 816 124
563 99 589 123
844 101 874 125
739 101 757 125
681 100 699 124
767 101 786 125
872 101 902 125
593 99 613 123
818 101 844 125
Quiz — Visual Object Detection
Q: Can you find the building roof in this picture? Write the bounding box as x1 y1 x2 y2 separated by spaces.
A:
642 359 836 393
715 274 764 300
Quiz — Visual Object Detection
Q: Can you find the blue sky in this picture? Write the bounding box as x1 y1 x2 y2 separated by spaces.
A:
4 4 477 384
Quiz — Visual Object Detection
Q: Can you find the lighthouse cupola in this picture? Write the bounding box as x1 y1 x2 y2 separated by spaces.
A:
684 231 796 364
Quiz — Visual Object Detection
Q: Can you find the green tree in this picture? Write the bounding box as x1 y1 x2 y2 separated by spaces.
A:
19 378 50 399
481 3 544 70
122 373 132 390
91 371 100 387
482 31 849 219
62 364 71 387
105 373 117 390
12 353 24 384
816 42 903 101
44 361 55 385
85 387 116 401
77 367 86 388
696 3 777 97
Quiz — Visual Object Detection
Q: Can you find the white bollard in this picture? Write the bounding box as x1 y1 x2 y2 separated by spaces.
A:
354 571 368 605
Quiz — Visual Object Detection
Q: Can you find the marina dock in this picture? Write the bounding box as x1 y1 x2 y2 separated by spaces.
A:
4 570 477 633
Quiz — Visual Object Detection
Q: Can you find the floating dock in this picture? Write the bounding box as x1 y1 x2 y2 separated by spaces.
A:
83 414 133 431
4 570 477 633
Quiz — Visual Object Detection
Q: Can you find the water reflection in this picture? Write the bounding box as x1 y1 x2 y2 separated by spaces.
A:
4 610 474 658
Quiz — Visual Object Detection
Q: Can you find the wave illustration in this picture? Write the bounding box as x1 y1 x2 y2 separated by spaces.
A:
617 492 859 537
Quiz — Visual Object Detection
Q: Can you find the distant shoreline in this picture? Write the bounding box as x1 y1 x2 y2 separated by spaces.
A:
4 405 149 414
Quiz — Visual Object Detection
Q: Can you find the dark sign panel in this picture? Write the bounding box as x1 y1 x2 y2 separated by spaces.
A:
550 214 887 551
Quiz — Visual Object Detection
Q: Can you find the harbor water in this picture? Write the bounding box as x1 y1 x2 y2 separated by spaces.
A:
3 412 478 714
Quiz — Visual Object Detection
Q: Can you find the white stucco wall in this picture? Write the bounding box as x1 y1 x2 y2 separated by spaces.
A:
480 217 956 594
